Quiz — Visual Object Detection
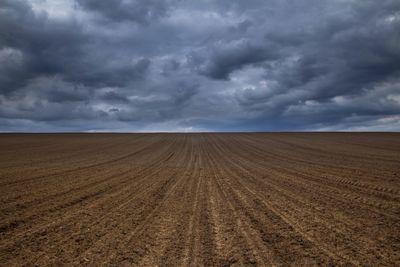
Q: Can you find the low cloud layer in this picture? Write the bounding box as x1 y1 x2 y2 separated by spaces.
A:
1 0 399 132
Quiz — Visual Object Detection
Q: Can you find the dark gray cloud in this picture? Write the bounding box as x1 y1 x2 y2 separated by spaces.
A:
77 0 175 25
0 0 399 132
197 39 279 80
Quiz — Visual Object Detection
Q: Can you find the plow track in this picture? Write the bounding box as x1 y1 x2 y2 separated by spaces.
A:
1 133 399 266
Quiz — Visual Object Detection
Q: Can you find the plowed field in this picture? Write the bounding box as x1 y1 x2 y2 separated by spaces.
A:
1 133 399 266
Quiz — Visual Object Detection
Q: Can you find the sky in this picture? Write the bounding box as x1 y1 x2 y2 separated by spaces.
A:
0 0 399 132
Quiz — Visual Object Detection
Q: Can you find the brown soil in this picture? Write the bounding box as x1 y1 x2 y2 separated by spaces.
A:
0 133 399 266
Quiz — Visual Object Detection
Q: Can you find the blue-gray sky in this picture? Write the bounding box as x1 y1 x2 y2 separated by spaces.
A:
1 0 399 132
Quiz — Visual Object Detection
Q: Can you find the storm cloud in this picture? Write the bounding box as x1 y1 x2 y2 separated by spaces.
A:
0 0 399 132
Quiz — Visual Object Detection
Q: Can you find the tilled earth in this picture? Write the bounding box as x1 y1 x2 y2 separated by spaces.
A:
0 133 399 266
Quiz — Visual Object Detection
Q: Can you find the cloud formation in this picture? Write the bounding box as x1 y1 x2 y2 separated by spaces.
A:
0 0 399 132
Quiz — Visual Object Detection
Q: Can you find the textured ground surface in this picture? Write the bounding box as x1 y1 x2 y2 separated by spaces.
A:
0 133 399 266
